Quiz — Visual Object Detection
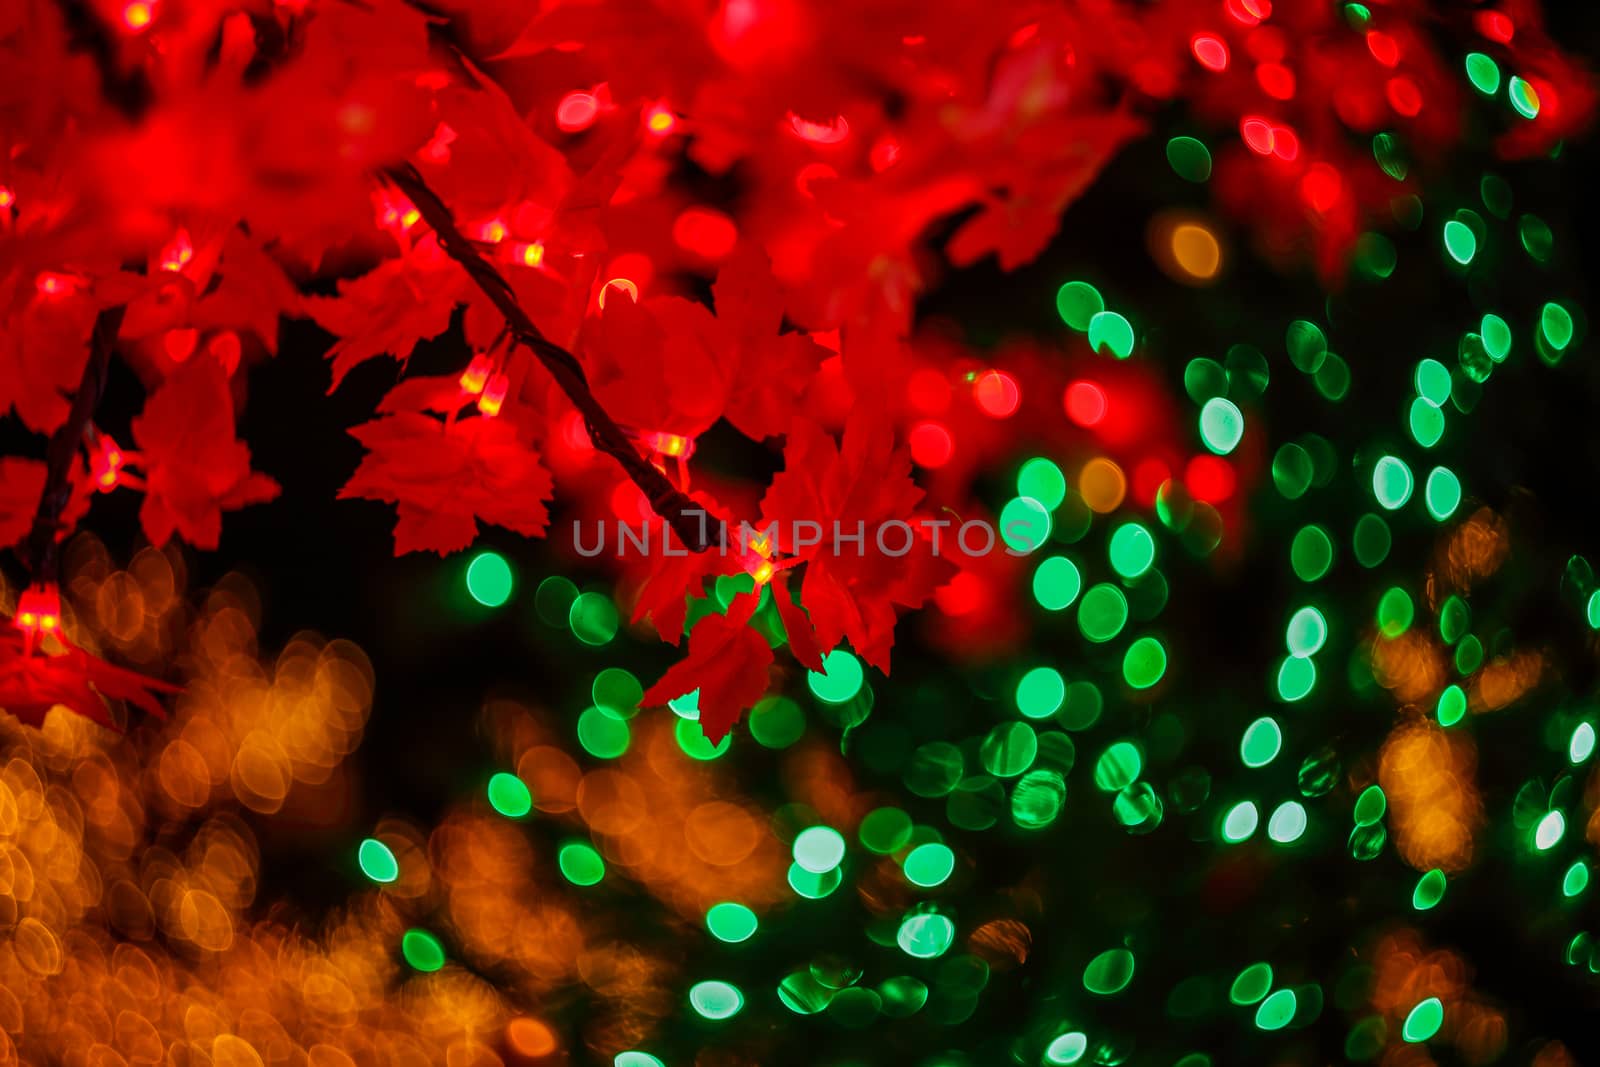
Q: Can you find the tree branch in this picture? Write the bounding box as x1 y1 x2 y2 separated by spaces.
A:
25 306 126 584
383 162 713 553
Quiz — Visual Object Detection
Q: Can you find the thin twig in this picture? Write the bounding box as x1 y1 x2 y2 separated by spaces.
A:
383 163 712 552
25 306 126 583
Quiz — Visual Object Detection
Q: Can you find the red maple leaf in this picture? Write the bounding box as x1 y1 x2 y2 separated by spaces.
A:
0 623 177 730
0 456 92 553
642 592 773 743
0 279 95 433
305 239 468 390
760 410 955 672
131 359 281 549
340 409 554 556
710 244 829 441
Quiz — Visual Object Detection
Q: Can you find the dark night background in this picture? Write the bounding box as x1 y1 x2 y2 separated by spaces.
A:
8 7 1600 1063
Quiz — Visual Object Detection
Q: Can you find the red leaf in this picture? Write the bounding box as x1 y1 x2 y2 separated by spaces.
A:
0 457 92 553
642 593 772 743
761 410 954 671
340 412 554 555
132 359 280 549
305 240 467 390
0 283 94 433
711 244 828 441
770 570 824 672
0 623 176 730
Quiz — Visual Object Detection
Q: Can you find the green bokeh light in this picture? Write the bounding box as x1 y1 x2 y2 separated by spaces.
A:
358 838 398 884
809 649 865 703
1403 997 1444 1042
1413 868 1447 910
897 912 956 959
1240 717 1282 768
569 592 619 645
1465 52 1501 94
401 929 446 972
1088 311 1135 358
1199 397 1245 455
689 980 745 1020
577 706 630 758
1286 606 1327 657
1079 584 1130 643
1056 281 1105 331
1372 456 1414 510
465 551 514 607
1424 467 1461 521
793 826 847 873
1256 989 1297 1031
1222 800 1259 843
903 843 956 888
706 902 759 943
1166 136 1212 182
1033 556 1083 611
1017 458 1068 510
1109 523 1156 579
486 772 532 818
558 841 606 886
1083 948 1135 996
1267 801 1307 844
1016 667 1066 719
1122 637 1167 689
1291 525 1334 582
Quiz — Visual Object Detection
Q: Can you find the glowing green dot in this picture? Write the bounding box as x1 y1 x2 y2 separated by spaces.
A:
1122 637 1167 689
1017 667 1065 719
1354 785 1387 827
903 843 956 888
1372 456 1413 510
1230 962 1273 1005
749 695 805 748
676 716 731 760
558 842 606 886
1267 801 1307 844
1255 989 1297 1030
669 690 700 719
1465 52 1501 95
1241 717 1283 768
1437 685 1467 727
614 1054 666 1067
1402 997 1443 1042
1413 868 1446 910
1094 741 1142 791
1044 1031 1089 1065
1508 76 1540 119
897 912 956 959
1018 458 1067 510
1456 634 1483 674
569 592 619 645
1198 397 1244 455
1481 314 1512 361
980 721 1038 777
793 826 846 873
1083 948 1135 995
1056 281 1105 331
1563 862 1589 897
1276 655 1316 702
1571 722 1596 763
1424 467 1461 521
1413 359 1451 406
1109 523 1157 579
401 929 445 972
1443 220 1477 265
858 808 913 854
706 902 758 943
1078 583 1129 643
358 838 398 884
1314 353 1350 401
1033 556 1082 611
1541 302 1574 350
1273 443 1314 499
577 706 630 758
464 551 514 607
486 772 532 818
1409 398 1445 449
1353 513 1391 568
1000 496 1051 554
1286 607 1327 657
809 649 864 703
1589 592 1600 630
787 863 842 899
1373 132 1408 181
1285 320 1328 373
1535 810 1565 851
1166 136 1212 182
1291 525 1334 582
689 980 744 1020
1088 311 1135 358
1013 769 1066 829
1521 214 1554 261
1377 588 1414 637
1222 801 1258 842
